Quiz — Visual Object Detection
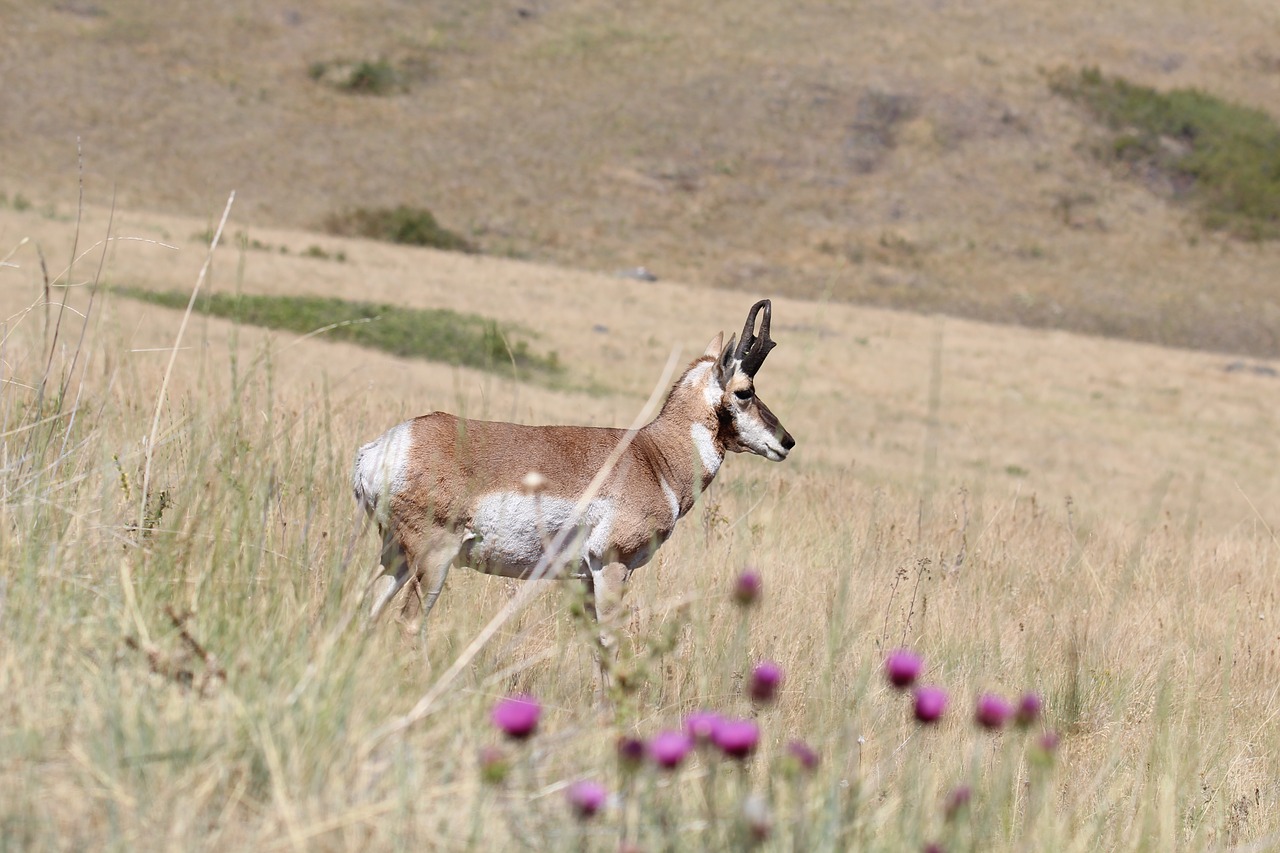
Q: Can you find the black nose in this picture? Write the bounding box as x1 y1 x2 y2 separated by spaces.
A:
781 431 795 451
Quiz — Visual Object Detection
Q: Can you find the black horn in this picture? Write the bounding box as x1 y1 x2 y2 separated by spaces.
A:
736 299 776 376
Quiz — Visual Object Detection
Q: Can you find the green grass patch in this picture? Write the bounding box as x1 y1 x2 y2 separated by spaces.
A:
301 244 346 262
1050 67 1280 239
188 229 347 262
323 205 476 252
113 288 560 378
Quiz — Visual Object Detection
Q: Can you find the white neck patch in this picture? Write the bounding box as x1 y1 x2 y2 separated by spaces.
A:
683 361 723 409
690 422 722 479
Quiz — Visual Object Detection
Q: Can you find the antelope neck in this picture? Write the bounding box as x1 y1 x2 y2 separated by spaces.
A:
639 368 724 516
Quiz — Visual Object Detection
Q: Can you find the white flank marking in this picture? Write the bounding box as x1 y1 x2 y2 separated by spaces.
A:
469 492 616 578
690 423 722 479
584 500 617 565
353 421 413 523
660 477 680 524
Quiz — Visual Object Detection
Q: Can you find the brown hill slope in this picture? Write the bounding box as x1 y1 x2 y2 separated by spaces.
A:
3 0 1280 354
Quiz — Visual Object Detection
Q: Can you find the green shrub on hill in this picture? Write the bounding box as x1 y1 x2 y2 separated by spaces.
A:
1051 67 1280 239
323 205 476 253
308 58 405 96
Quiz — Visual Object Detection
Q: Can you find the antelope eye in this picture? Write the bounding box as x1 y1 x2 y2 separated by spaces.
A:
733 388 754 400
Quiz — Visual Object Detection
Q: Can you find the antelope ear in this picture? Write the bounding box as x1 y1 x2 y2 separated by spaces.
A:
702 332 724 358
715 334 738 384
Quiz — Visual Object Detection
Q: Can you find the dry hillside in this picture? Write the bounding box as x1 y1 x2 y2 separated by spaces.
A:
4 0 1280 353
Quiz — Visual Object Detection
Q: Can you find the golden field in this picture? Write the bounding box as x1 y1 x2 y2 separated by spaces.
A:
1 200 1279 848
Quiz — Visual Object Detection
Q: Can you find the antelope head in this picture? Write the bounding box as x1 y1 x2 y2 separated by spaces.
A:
709 299 796 462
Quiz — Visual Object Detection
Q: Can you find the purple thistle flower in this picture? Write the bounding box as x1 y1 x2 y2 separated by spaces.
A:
1038 730 1060 754
649 730 694 770
1015 692 1043 728
478 745 509 785
923 843 946 853
566 780 607 819
914 685 948 724
617 736 646 770
683 710 723 744
786 739 820 773
712 718 760 760
491 694 541 740
944 785 971 821
1030 729 1060 767
733 569 762 606
975 693 1014 730
749 661 784 704
884 648 923 690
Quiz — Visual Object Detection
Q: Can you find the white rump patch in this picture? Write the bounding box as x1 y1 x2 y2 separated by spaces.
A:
352 421 413 524
690 423 722 479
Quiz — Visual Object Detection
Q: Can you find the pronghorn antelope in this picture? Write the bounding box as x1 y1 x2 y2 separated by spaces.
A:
352 299 795 629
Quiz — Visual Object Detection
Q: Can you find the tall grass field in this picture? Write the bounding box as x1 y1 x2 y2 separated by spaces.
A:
2 209 1279 850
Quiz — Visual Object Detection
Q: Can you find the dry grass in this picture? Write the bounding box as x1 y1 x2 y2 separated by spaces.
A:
4 0 1280 354
3 206 1280 848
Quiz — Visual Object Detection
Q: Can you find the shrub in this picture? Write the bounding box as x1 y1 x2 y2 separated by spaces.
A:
308 58 404 95
323 205 476 253
1050 67 1280 239
345 59 400 95
3 192 33 211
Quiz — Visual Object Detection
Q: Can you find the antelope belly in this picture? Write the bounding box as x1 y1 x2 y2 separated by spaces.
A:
465 492 615 579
